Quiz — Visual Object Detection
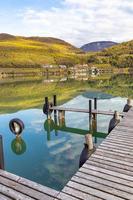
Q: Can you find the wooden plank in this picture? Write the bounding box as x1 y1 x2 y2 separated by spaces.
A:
66 181 124 200
19 177 59 197
95 150 133 164
55 192 79 200
90 156 133 172
83 164 133 182
0 169 59 198
109 134 133 140
50 106 124 116
102 138 133 147
99 145 133 156
0 176 54 200
113 126 133 132
92 154 133 168
0 169 19 182
79 167 133 187
0 194 13 200
0 184 35 200
100 142 133 152
86 160 133 177
96 148 133 160
71 176 133 200
62 186 101 200
75 171 133 194
101 141 133 150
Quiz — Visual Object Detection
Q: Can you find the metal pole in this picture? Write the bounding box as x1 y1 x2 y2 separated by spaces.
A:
0 135 4 170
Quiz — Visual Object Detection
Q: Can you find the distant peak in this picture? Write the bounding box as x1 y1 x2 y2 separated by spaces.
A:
81 41 118 52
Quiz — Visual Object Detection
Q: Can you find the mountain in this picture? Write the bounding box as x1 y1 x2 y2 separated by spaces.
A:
81 41 118 52
0 33 82 69
87 40 133 68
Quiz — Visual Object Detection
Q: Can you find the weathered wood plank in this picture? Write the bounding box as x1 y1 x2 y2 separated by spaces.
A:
101 141 133 150
101 143 133 152
19 176 59 197
0 169 59 198
96 148 133 160
102 137 133 145
0 184 35 200
62 186 102 200
90 155 133 171
55 192 79 200
79 167 133 187
0 176 54 200
83 164 133 182
0 194 13 200
95 150 133 164
67 181 124 200
72 176 133 200
50 106 124 116
75 171 133 194
86 160 133 176
98 145 133 156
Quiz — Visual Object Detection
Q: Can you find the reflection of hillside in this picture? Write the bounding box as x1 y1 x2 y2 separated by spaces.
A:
0 73 132 114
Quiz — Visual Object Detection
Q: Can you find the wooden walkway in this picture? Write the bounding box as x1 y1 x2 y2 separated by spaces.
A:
0 169 59 200
1 108 133 200
55 107 133 200
50 106 124 116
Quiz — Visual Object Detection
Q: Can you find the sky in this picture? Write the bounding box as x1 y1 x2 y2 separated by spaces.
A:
0 0 133 47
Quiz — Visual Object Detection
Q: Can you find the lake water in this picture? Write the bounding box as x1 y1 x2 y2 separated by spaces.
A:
0 73 132 190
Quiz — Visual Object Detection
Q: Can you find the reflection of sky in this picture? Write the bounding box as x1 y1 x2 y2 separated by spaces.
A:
0 94 126 190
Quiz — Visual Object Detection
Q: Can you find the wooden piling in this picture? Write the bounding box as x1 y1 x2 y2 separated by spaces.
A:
0 135 4 170
85 134 93 151
53 95 57 115
89 100 92 132
93 98 97 143
58 111 65 127
45 97 50 119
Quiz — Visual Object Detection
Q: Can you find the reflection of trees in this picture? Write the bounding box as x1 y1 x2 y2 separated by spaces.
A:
100 74 133 97
0 73 133 114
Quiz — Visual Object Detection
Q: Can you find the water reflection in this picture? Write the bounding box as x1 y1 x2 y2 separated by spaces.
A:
0 72 133 114
11 136 26 155
0 94 128 190
0 135 4 169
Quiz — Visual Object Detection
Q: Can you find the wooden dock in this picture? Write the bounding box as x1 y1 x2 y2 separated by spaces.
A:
1 103 133 199
0 169 59 200
55 107 133 200
50 106 124 116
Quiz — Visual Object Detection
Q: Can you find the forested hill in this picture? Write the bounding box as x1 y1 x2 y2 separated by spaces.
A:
87 40 133 68
0 33 132 69
0 33 82 68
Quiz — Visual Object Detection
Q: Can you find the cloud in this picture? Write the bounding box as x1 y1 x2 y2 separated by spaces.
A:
3 0 133 46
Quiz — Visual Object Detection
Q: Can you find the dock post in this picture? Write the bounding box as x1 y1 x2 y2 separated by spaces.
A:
58 111 65 127
85 134 93 150
89 100 92 132
94 98 97 110
53 95 57 116
85 134 96 157
45 97 50 119
93 98 97 143
0 135 4 170
54 114 58 136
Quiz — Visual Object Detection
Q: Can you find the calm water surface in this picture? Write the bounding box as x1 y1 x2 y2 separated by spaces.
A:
0 87 127 190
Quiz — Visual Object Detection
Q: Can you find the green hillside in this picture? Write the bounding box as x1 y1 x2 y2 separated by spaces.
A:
87 40 133 68
0 33 83 69
0 34 132 71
